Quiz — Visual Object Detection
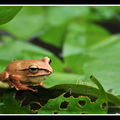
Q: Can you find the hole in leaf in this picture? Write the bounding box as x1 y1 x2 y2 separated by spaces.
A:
81 112 88 114
78 100 86 107
90 97 98 102
54 111 59 114
101 102 107 109
81 112 86 114
63 91 71 98
30 102 42 110
63 88 72 98
60 101 69 109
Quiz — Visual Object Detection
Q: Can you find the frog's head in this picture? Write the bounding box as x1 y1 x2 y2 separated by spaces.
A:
19 57 53 77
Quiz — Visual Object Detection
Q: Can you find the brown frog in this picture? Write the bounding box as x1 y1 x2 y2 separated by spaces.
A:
0 57 53 92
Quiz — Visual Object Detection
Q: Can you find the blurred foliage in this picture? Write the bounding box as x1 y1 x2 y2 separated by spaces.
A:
0 6 22 25
0 6 120 114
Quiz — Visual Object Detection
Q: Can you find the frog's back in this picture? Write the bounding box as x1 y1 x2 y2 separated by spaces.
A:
4 60 24 72
4 59 46 72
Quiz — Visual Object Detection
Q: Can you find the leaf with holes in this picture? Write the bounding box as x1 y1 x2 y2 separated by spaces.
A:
0 90 34 114
38 75 108 114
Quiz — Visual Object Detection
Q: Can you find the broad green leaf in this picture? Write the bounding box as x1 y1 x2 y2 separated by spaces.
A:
0 76 119 114
46 6 90 26
66 34 120 95
38 75 108 114
12 76 120 113
88 6 120 20
0 6 46 40
62 19 120 95
0 36 53 62
38 24 67 48
63 21 110 74
84 34 120 95
63 21 110 57
0 6 22 25
48 84 120 107
44 72 85 88
91 6 118 19
0 90 33 114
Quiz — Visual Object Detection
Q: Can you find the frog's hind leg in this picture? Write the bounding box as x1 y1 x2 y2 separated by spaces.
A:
15 84 38 92
11 75 38 92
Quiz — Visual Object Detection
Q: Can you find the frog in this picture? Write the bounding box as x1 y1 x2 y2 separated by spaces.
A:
0 57 53 92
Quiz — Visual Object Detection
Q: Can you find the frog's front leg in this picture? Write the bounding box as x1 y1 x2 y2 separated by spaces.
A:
0 71 15 88
38 81 46 88
11 75 37 92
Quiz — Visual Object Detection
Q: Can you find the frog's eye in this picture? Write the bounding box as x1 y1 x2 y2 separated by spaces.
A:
29 65 39 74
49 58 52 64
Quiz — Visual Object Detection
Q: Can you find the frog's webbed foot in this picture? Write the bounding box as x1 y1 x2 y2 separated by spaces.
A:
7 81 37 92
6 80 15 88
38 81 46 88
15 84 38 92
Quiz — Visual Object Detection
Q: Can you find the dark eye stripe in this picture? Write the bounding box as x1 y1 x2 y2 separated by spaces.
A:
30 68 38 70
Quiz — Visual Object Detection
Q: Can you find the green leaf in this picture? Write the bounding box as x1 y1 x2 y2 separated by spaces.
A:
0 6 22 25
44 72 85 88
13 76 120 113
63 21 110 57
0 36 53 61
38 24 67 48
85 34 120 95
49 84 120 107
62 20 120 96
0 6 46 40
88 6 120 20
46 6 90 26
38 75 108 114
0 89 33 114
91 6 117 19
63 21 110 74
